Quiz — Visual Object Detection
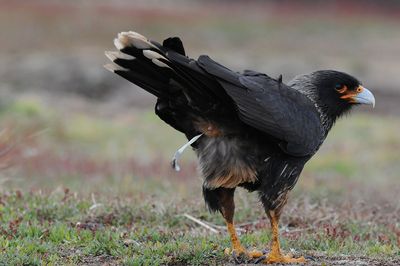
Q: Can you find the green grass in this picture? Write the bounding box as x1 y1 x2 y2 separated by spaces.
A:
1 190 398 265
0 100 399 265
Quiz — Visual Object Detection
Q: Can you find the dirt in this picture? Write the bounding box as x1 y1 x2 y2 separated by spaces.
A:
228 253 400 266
304 253 399 266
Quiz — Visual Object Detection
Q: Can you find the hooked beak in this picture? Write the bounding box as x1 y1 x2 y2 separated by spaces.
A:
353 86 375 108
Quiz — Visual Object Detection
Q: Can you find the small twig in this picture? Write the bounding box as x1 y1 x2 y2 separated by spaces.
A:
313 214 336 225
27 128 50 139
204 221 246 232
209 222 245 232
237 221 257 227
236 219 266 228
91 193 97 205
282 227 313 234
89 203 103 211
183 213 219 234
89 193 103 211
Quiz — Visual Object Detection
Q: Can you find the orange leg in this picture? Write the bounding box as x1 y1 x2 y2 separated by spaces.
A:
217 188 263 260
261 210 306 264
224 221 246 254
224 221 264 258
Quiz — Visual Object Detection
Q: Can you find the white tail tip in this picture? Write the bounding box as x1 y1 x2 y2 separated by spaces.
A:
104 63 128 73
114 31 156 50
105 51 135 61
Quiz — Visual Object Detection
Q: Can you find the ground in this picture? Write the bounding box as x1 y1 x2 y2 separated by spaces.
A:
0 1 399 265
0 99 399 265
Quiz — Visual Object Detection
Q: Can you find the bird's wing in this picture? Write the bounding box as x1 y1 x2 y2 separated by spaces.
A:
105 32 237 140
197 55 323 157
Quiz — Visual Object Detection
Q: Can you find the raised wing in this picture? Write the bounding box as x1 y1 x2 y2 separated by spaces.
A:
197 55 323 157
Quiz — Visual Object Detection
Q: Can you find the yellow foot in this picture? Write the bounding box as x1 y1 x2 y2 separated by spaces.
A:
247 249 265 258
224 247 265 263
260 253 306 264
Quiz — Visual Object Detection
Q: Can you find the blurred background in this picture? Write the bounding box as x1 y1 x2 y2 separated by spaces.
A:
0 0 399 211
0 1 399 264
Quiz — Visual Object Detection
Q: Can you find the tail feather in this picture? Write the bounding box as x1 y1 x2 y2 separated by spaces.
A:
105 51 135 61
114 31 157 50
104 55 169 98
107 31 225 106
104 63 127 73
105 31 233 137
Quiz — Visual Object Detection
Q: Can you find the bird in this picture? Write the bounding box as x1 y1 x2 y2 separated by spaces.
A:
105 31 375 264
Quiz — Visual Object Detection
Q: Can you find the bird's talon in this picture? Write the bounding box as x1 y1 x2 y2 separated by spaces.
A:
260 252 307 264
305 255 316 261
226 247 265 263
253 255 266 264
232 250 241 264
247 249 265 258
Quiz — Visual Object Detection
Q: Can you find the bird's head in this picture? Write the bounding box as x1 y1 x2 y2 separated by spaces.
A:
290 70 375 120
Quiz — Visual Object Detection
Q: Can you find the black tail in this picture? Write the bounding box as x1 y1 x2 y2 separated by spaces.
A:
105 31 229 138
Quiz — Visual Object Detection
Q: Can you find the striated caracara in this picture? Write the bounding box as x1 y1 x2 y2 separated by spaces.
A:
105 31 375 264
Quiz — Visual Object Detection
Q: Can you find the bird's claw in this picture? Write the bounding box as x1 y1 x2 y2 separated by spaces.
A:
225 247 265 264
261 254 307 264
232 250 242 264
230 249 252 264
286 252 293 259
226 247 311 264
253 255 267 264
250 248 269 264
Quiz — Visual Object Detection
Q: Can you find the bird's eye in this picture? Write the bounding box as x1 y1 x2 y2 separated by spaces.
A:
335 84 344 92
335 84 347 93
356 86 363 93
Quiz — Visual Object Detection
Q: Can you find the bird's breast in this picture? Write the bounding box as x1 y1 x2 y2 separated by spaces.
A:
196 135 263 189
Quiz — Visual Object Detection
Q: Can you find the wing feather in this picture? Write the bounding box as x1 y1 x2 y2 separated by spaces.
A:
197 55 322 156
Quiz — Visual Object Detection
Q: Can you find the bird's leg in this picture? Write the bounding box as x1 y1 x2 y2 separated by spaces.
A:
224 220 264 259
219 189 246 256
218 188 264 261
224 220 246 255
260 210 306 264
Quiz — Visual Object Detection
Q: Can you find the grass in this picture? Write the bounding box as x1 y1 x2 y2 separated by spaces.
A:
0 189 399 265
0 98 400 265
1 189 399 265
0 191 222 265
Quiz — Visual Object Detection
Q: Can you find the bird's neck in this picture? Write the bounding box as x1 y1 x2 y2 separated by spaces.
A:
289 81 336 139
314 103 338 139
288 73 354 143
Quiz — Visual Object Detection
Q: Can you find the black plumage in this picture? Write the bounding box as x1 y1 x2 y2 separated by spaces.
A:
105 31 375 264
